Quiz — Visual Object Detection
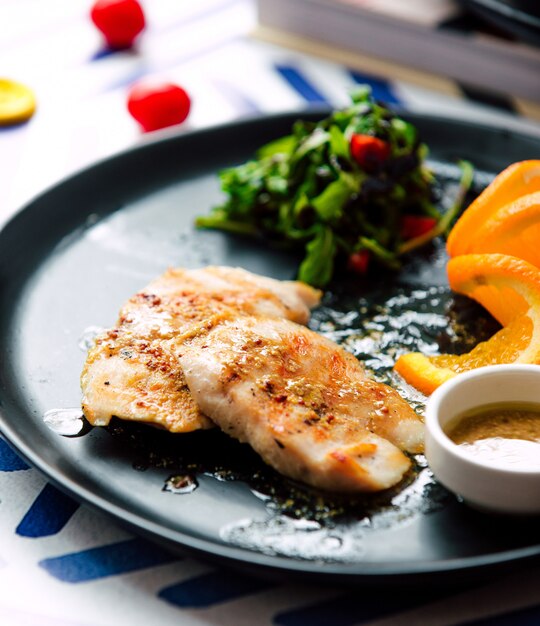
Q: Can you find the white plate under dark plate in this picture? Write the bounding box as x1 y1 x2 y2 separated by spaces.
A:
0 111 539 585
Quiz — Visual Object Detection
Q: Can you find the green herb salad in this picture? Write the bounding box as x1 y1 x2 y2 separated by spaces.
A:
196 88 472 287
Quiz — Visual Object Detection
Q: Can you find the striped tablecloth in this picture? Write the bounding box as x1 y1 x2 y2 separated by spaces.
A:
1 1 540 624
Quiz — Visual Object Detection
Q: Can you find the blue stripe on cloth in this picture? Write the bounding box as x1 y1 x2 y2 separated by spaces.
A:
90 46 121 61
16 483 79 537
348 70 401 105
39 538 178 583
275 65 329 104
274 588 452 626
0 438 29 471
460 604 540 625
159 570 274 608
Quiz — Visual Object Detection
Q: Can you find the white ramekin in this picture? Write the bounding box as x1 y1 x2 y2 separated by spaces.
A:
425 364 540 515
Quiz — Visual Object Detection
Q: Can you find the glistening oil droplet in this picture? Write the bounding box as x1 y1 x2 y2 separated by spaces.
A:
43 408 92 437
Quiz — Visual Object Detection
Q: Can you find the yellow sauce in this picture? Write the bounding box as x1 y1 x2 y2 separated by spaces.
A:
447 402 540 469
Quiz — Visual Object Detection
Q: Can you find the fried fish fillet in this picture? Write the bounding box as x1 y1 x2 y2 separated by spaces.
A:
81 267 321 432
178 316 423 492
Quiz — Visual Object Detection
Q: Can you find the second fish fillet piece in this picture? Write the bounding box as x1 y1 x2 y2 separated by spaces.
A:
179 316 424 492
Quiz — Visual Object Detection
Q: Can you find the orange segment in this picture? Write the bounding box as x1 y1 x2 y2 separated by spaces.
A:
447 160 540 257
394 254 540 394
394 353 456 396
395 317 534 396
447 192 540 271
448 253 540 325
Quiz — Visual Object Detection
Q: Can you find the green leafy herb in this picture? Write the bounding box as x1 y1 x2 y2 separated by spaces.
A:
298 225 336 286
195 88 473 287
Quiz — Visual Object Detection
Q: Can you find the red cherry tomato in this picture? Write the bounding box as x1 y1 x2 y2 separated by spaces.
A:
91 0 145 49
348 250 370 274
350 134 390 170
127 81 191 132
400 215 438 240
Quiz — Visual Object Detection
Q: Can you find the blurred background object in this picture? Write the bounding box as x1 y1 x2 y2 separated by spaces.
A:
460 0 540 46
126 80 191 131
90 0 146 49
255 0 540 105
0 78 36 125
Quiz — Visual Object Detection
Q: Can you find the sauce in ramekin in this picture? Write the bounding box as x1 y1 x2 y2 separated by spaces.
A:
447 402 540 469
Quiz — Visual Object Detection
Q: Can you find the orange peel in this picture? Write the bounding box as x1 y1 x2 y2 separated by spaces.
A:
448 191 540 274
447 160 540 258
394 254 540 395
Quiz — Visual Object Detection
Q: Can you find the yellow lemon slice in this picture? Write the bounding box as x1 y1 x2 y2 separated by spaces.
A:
0 79 36 125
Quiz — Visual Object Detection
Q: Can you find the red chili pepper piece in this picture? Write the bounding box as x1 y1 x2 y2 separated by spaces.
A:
400 215 438 240
127 81 191 132
91 0 145 49
348 250 370 274
350 134 391 169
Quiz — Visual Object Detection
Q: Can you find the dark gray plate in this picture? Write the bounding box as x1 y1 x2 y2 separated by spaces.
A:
1 111 540 586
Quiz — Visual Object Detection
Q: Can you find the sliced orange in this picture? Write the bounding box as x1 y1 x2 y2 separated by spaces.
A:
448 253 540 325
447 160 540 257
394 254 540 395
456 192 540 269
